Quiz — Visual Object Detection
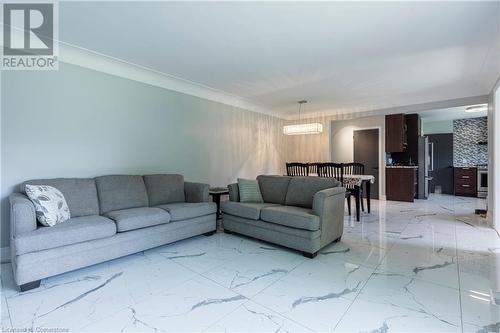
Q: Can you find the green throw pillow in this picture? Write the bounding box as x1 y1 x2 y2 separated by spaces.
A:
238 178 264 203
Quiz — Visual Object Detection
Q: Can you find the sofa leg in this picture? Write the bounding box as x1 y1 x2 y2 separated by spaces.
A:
203 231 216 236
334 236 342 243
302 251 318 259
19 280 41 292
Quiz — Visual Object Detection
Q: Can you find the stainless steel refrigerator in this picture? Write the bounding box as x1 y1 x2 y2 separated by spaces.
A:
418 136 433 199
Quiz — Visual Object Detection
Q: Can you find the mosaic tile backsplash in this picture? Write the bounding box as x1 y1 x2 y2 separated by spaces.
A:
453 117 488 167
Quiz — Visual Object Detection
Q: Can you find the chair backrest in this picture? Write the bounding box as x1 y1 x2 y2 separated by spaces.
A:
308 162 321 174
344 162 365 175
317 163 344 183
286 163 309 176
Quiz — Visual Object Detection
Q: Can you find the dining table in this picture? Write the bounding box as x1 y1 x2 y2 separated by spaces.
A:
343 174 375 221
309 173 375 221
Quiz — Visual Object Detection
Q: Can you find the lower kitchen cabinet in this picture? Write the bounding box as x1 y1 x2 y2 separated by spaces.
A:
386 167 417 202
454 167 477 197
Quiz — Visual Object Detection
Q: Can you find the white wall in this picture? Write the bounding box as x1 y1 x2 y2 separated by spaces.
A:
0 63 285 248
422 120 453 135
489 78 500 232
330 116 386 197
284 118 332 163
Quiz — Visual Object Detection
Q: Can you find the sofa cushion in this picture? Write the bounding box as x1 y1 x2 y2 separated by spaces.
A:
143 174 185 206
105 207 170 232
285 177 340 208
221 201 280 220
156 202 216 221
260 206 320 231
256 175 292 205
95 175 149 214
14 215 116 255
22 178 99 217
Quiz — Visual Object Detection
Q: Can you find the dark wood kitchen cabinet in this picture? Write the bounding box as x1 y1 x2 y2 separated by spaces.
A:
385 114 406 153
386 167 417 202
454 167 477 197
404 114 421 165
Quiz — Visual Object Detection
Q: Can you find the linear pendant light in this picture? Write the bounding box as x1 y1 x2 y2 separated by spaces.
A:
283 100 323 135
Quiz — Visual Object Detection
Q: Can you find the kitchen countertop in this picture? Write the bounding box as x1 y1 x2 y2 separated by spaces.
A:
454 166 484 168
386 165 418 169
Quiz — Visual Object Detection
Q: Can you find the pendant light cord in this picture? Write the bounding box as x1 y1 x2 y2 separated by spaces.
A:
297 100 307 122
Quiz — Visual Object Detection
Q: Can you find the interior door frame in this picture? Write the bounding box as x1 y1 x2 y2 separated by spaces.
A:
329 124 385 200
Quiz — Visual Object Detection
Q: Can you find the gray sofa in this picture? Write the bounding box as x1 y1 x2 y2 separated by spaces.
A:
9 174 216 291
221 175 346 258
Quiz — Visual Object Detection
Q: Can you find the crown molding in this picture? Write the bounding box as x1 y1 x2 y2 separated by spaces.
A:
57 42 280 118
0 28 278 117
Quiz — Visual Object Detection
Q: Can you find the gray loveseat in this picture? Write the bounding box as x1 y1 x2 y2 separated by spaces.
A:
221 175 346 258
9 174 216 291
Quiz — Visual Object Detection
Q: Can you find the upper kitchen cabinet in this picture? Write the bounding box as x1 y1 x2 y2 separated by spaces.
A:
385 113 406 152
385 113 421 158
404 114 422 164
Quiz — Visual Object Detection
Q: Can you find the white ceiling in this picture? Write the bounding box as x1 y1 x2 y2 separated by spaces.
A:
419 105 488 123
59 1 500 117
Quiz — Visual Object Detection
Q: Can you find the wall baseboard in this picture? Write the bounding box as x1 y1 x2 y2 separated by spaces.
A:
1 247 11 263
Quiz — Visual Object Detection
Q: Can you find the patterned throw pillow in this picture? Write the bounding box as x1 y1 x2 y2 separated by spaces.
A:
25 185 71 227
237 178 264 203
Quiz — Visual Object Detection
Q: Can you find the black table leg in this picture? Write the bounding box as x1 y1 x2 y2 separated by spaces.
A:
366 180 371 213
355 186 360 221
212 194 222 219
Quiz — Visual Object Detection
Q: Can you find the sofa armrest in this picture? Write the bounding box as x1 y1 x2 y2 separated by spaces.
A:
10 193 37 237
312 187 346 247
228 183 239 202
184 182 209 202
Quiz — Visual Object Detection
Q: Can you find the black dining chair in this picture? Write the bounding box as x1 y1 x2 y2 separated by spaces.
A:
317 163 355 217
343 162 365 176
286 162 309 176
307 162 321 175
343 162 365 212
317 162 343 179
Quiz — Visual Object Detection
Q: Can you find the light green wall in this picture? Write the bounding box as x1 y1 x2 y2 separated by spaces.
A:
1 63 285 248
422 120 453 134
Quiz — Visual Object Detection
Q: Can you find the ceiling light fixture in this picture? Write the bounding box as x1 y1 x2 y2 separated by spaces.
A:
469 290 491 297
283 100 323 135
465 104 488 113
469 294 491 303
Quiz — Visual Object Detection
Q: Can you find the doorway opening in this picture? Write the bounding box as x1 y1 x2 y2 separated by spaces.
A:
353 129 380 199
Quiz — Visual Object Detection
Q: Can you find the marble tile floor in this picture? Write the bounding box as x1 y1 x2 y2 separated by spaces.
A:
1 194 499 332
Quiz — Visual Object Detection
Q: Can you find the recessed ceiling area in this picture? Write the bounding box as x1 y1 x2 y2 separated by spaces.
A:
59 1 500 118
